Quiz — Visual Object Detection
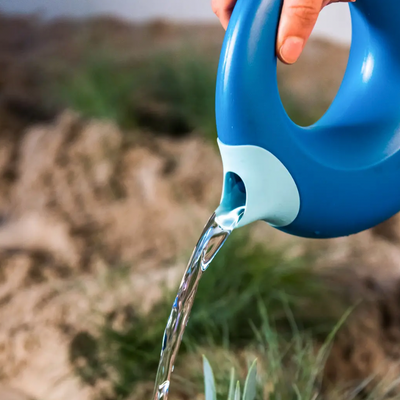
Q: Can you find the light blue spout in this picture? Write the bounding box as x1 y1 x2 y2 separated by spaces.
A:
218 140 300 228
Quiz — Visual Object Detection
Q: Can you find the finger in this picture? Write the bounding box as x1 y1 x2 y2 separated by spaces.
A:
277 0 323 64
212 0 237 29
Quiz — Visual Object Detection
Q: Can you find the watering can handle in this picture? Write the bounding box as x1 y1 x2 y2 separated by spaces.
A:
216 0 400 238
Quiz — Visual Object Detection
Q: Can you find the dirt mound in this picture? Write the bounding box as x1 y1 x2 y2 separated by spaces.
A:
1 111 221 268
0 111 223 399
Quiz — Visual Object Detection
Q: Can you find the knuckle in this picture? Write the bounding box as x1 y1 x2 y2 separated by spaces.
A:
287 2 320 24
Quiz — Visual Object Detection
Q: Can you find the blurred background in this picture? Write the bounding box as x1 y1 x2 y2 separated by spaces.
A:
0 1 400 400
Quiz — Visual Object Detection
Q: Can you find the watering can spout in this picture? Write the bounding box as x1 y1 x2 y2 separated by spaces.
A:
217 139 300 229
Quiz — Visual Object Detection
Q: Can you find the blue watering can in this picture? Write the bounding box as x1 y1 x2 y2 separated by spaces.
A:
216 0 400 239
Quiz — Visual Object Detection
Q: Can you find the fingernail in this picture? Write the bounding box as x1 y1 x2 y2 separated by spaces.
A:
279 36 304 64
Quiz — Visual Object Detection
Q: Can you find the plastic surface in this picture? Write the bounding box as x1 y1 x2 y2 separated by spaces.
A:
217 139 300 228
216 0 400 238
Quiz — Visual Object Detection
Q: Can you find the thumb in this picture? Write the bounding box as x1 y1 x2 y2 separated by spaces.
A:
277 0 323 64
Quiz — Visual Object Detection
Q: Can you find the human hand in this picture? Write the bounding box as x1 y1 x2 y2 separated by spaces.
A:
211 0 354 64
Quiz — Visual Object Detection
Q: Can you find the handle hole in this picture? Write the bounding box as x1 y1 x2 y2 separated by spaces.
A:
277 3 351 127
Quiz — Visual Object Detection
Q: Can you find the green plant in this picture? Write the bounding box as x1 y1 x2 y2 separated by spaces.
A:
136 52 218 138
203 356 257 400
196 305 351 400
71 229 346 398
58 51 218 138
58 56 139 129
183 230 341 348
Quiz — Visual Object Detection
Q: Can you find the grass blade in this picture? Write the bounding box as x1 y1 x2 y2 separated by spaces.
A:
203 355 217 400
228 367 235 400
234 381 241 400
243 360 257 400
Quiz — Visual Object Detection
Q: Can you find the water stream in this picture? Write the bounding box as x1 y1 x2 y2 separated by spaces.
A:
152 205 245 400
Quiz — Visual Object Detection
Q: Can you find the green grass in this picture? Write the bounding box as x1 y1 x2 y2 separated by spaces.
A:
189 304 351 400
135 52 218 138
57 56 138 129
70 228 346 399
58 51 218 138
